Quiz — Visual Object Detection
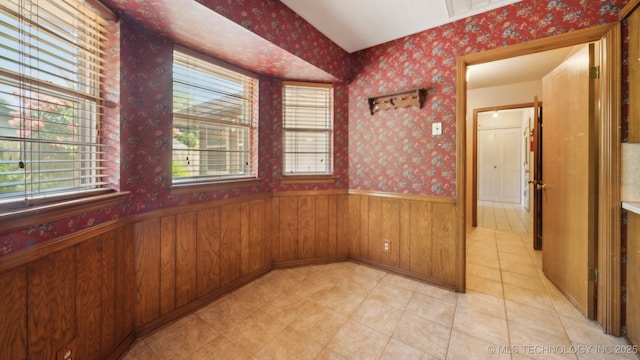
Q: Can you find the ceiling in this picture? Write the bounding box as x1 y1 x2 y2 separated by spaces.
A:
280 0 576 88
280 0 523 53
466 46 579 89
103 0 579 88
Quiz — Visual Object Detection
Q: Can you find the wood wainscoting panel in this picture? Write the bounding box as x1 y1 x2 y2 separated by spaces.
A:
240 202 251 276
336 195 349 257
1 225 135 360
348 195 362 258
75 237 102 360
277 196 299 261
160 216 177 315
359 195 370 259
176 211 198 308
114 226 135 349
316 195 330 257
368 197 382 264
380 198 400 267
249 198 270 273
408 200 433 278
27 247 76 359
272 191 349 266
431 202 457 284
298 196 316 259
101 232 117 358
197 207 221 297
134 218 161 327
221 203 242 286
0 267 27 359
398 200 412 272
348 191 457 288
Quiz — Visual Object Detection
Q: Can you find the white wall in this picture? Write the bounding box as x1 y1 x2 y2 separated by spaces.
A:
466 80 541 225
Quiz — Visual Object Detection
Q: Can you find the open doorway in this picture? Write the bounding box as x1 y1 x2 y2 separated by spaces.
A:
472 104 535 233
455 24 621 334
464 45 578 233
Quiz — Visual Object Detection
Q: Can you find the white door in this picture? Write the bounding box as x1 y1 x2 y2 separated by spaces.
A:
478 127 521 203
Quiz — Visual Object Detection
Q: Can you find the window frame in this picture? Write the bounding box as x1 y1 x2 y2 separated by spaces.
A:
0 0 125 233
281 81 334 179
171 47 259 189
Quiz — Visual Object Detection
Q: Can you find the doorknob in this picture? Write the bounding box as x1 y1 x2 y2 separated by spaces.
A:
536 183 547 190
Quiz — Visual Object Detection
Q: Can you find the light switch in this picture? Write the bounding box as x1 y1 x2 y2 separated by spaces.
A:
432 122 442 136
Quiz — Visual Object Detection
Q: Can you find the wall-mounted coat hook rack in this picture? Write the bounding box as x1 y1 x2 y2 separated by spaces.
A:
367 88 426 115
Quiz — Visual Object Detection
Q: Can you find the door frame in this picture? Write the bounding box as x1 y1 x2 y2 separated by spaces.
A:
455 23 621 335
471 102 534 227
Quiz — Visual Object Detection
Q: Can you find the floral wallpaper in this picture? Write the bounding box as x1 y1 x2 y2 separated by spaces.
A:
0 0 629 256
101 0 347 83
349 0 627 198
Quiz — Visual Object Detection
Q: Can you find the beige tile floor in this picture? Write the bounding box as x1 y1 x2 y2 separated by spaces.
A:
478 201 533 234
122 228 636 360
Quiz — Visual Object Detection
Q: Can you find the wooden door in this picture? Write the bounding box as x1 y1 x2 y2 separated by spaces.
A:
532 97 542 250
541 44 596 317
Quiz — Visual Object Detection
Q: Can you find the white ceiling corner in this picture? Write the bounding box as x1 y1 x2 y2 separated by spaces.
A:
280 0 523 53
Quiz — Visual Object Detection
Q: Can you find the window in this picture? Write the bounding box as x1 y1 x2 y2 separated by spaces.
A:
0 0 114 206
282 82 333 175
172 49 258 184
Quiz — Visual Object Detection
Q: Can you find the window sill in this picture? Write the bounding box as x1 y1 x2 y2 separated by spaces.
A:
170 178 262 195
280 175 338 185
0 191 130 236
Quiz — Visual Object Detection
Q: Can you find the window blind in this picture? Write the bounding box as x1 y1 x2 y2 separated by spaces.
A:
0 0 113 205
282 82 333 175
172 49 258 183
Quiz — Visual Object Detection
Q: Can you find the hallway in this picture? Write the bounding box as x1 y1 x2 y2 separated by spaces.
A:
121 228 634 360
477 200 533 234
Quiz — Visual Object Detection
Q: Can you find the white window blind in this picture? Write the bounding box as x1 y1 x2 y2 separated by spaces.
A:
172 49 258 184
283 82 333 175
0 0 113 205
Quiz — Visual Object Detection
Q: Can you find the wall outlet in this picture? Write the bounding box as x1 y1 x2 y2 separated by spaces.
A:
382 239 391 254
57 339 76 360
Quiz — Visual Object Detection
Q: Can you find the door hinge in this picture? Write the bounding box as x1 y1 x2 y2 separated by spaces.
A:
589 268 598 282
590 66 600 80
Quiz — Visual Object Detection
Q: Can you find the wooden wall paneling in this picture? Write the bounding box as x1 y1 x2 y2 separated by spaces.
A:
0 267 27 359
271 196 281 261
27 247 76 359
278 196 299 261
134 219 161 327
75 236 102 360
328 195 338 257
336 195 349 257
159 216 177 315
176 211 198 308
380 198 400 267
359 196 369 258
221 204 242 285
298 196 316 259
368 197 382 263
348 195 361 258
399 200 412 271
265 197 273 267
249 199 266 272
101 232 116 358
197 207 221 297
409 201 432 278
115 226 135 345
316 195 330 257
431 203 457 285
240 202 251 276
